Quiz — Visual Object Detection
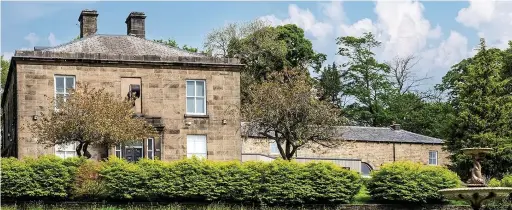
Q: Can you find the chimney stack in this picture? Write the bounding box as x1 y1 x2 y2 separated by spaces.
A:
78 9 98 38
125 12 146 39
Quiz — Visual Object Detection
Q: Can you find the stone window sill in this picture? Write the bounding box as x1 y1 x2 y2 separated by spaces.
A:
184 114 209 119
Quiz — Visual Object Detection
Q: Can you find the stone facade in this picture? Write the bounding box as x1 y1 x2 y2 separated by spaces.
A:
242 137 450 170
6 52 242 161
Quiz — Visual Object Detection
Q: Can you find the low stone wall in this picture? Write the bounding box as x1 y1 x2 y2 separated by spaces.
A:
337 204 471 210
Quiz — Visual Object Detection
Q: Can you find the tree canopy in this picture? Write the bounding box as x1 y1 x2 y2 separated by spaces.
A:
242 70 342 160
30 84 156 159
1 55 9 89
154 38 200 53
443 39 512 178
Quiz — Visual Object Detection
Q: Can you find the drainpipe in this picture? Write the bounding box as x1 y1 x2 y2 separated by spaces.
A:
393 143 396 162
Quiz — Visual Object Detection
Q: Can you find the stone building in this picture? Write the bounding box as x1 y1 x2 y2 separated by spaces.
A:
242 124 449 176
1 10 242 161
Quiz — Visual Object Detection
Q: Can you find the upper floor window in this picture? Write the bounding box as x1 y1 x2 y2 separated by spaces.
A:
54 75 75 109
186 80 206 115
429 150 438 165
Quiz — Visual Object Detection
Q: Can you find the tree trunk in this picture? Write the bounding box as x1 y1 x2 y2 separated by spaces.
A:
76 142 84 157
82 142 92 159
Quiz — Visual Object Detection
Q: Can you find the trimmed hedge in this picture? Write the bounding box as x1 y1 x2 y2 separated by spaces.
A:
367 161 461 204
1 156 362 205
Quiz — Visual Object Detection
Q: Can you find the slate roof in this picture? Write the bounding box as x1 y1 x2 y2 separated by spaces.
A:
241 123 444 144
41 34 206 57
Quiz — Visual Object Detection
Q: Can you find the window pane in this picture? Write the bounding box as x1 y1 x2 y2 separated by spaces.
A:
196 81 205 97
361 163 372 176
56 151 65 158
147 138 153 150
186 81 195 97
187 135 206 156
116 151 121 157
196 98 205 114
270 142 279 154
65 151 76 157
115 144 121 150
55 77 65 93
65 77 75 90
186 97 195 113
148 153 153 160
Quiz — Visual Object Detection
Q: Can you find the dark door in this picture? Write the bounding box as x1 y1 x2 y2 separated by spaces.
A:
125 147 143 162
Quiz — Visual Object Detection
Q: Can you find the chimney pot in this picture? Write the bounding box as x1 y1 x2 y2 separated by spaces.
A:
125 11 146 39
391 124 401 131
78 9 98 38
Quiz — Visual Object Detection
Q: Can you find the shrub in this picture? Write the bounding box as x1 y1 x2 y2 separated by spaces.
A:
2 156 361 205
71 160 107 200
367 161 461 204
1 156 79 199
1 157 38 199
302 161 362 204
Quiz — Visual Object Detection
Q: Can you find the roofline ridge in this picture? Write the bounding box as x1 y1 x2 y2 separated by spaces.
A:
402 130 444 141
41 34 99 52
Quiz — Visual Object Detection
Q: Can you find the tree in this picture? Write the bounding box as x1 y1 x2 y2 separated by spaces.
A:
243 70 343 160
153 39 199 53
444 39 512 179
387 55 431 94
316 62 343 107
336 32 393 126
30 84 156 159
1 55 9 89
204 20 268 57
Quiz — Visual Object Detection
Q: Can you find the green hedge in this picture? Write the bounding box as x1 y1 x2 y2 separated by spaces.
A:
367 161 461 204
1 156 84 199
1 156 361 205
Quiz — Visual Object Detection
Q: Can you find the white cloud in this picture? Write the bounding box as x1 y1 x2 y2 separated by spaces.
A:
259 0 475 89
24 33 40 47
456 0 512 49
259 4 333 39
48 33 60 46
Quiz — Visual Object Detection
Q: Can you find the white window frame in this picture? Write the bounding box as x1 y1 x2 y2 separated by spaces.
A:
54 75 76 110
187 135 207 159
429 151 438 165
186 80 206 115
269 141 280 155
55 142 77 158
147 138 154 160
114 138 155 160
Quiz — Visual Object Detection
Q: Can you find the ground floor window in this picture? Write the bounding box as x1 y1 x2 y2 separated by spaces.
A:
361 162 373 177
115 138 160 162
55 142 77 158
429 150 438 165
269 141 280 155
187 135 207 158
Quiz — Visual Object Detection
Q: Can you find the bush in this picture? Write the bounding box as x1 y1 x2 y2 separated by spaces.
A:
484 174 512 210
1 156 79 199
367 161 461 204
2 156 361 205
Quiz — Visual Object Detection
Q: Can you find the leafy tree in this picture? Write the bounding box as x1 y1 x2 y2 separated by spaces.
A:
336 32 393 126
316 62 343 107
275 24 326 71
204 20 268 57
444 39 512 179
153 38 200 53
243 70 342 160
1 55 9 89
386 92 454 139
30 84 156 159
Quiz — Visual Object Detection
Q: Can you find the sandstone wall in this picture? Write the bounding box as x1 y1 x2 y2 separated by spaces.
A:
15 62 241 161
242 137 450 169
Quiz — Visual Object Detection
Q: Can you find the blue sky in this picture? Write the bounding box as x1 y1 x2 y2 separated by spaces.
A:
2 1 511 89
